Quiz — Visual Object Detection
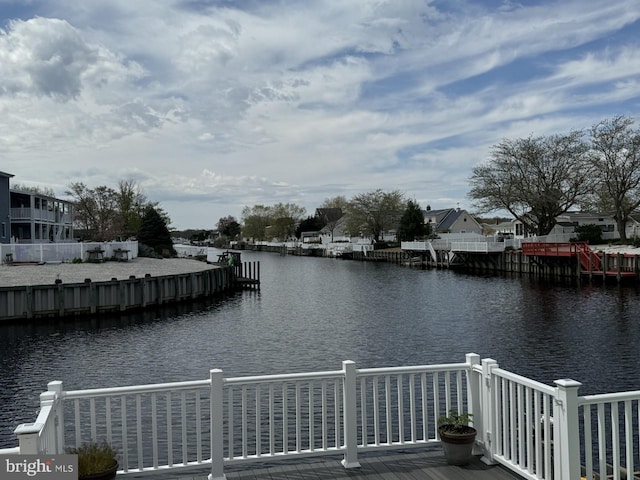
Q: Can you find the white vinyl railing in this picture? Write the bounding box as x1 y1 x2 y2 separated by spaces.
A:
579 390 640 480
0 241 138 263
6 355 640 480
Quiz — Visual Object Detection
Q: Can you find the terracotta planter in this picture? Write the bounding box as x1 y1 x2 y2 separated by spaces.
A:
438 427 477 466
78 461 118 480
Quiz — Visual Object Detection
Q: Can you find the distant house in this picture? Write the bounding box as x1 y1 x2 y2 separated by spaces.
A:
423 207 483 235
0 172 74 244
316 208 349 242
511 211 640 241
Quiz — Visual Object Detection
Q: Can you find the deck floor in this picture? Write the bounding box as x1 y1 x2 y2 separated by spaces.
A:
137 449 524 480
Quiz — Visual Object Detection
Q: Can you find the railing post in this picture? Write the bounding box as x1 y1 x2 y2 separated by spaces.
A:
553 379 582 480
465 353 482 455
341 360 360 469
209 369 226 480
48 381 64 454
13 423 41 454
480 358 499 465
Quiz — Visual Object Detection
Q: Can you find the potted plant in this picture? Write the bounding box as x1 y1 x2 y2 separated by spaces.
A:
437 410 477 466
67 441 118 480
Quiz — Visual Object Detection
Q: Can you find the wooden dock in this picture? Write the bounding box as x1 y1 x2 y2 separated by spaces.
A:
135 450 523 480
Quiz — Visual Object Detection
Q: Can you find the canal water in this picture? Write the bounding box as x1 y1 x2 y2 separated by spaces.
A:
1 249 640 448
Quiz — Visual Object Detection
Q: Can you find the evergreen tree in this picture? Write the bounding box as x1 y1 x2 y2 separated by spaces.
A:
397 200 429 241
138 206 176 257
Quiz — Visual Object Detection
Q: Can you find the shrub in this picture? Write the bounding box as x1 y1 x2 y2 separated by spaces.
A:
67 442 117 477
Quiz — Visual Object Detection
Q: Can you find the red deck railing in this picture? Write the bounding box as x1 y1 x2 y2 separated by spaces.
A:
522 242 602 271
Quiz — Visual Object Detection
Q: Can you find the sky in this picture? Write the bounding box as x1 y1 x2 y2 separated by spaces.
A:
1 1 640 230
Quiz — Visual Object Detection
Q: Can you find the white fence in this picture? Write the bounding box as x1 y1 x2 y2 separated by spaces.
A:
5 354 640 480
0 241 138 263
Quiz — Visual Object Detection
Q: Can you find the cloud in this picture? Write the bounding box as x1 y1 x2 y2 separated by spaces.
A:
2 0 640 228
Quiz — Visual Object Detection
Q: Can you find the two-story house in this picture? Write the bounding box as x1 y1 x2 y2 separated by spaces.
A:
0 171 74 244
423 207 483 235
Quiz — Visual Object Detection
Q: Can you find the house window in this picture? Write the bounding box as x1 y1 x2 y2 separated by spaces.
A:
516 223 524 236
1 222 5 238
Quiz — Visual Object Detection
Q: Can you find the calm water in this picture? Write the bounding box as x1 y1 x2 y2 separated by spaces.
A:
2 249 640 448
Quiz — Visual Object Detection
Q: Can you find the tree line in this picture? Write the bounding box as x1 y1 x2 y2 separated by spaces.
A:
469 115 640 241
226 190 430 244
66 179 175 256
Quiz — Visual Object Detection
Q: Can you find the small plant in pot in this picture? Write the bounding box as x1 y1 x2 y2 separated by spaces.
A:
438 410 477 466
67 441 118 480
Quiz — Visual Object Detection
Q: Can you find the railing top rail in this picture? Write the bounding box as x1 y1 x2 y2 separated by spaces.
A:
358 362 469 376
225 369 344 385
493 367 556 395
64 379 210 399
579 389 640 405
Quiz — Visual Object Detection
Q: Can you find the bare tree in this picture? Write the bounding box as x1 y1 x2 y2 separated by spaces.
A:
346 189 405 240
469 131 593 236
241 205 272 241
588 116 640 242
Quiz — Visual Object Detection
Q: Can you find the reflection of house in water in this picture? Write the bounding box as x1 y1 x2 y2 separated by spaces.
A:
0 170 74 244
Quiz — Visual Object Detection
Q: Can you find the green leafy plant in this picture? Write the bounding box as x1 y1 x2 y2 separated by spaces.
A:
67 441 118 477
438 410 475 434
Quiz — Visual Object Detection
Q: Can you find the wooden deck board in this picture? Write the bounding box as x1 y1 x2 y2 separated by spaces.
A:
148 450 525 480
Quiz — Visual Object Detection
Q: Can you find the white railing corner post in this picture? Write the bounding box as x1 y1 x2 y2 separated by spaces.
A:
209 369 226 480
341 360 360 469
48 381 64 454
480 358 499 465
553 379 582 480
465 353 482 455
14 423 41 454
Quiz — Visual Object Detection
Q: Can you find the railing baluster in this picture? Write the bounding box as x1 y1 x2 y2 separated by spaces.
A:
611 402 620 480
136 394 143 469
283 384 288 454
409 373 416 443
321 381 327 450
295 383 301 453
166 392 173 467
397 375 404 443
89 398 96 441
195 391 202 463
151 393 158 468
121 395 128 472
309 383 314 452
583 405 593 480
421 373 428 441
385 375 392 444
74 399 81 446
432 373 440 437
269 384 275 455
105 397 112 445
241 386 247 458
597 403 606 480
256 384 261 457
373 377 380 446
360 377 367 447
181 391 187 465
227 387 234 459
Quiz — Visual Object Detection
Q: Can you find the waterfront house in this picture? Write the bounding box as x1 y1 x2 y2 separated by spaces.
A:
0 171 74 244
423 207 483 235
10 187 74 243
512 211 639 242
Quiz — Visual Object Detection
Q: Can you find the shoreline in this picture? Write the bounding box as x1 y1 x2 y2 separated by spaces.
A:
0 257 217 287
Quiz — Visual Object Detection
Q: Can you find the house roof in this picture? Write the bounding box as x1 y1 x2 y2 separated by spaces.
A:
423 208 467 231
316 208 344 223
0 171 15 178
